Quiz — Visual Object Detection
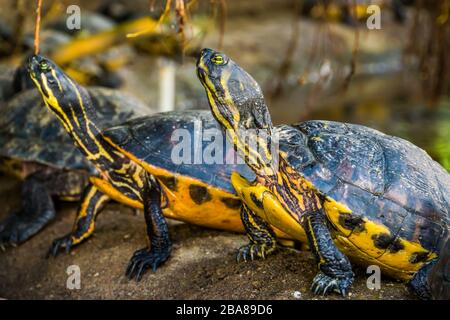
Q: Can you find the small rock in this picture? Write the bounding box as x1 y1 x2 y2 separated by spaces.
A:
123 234 130 240
94 272 99 277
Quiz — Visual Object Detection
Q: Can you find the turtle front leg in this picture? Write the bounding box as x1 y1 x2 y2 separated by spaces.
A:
0 172 56 246
48 184 109 257
237 203 277 262
302 209 354 296
126 174 171 281
1 170 87 247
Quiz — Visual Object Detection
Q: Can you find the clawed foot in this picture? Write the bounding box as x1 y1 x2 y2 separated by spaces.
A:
126 247 170 281
47 234 74 258
311 272 353 297
0 210 54 247
236 243 276 262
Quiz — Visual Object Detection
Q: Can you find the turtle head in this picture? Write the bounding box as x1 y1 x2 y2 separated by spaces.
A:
28 55 95 132
196 48 273 133
29 55 68 101
197 48 278 176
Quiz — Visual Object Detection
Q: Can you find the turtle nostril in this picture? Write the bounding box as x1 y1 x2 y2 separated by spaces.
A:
200 48 214 58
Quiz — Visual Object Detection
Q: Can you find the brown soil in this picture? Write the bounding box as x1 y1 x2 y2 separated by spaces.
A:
0 176 415 300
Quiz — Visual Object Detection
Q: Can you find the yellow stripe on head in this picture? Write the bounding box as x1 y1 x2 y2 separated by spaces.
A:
51 69 63 92
40 73 74 132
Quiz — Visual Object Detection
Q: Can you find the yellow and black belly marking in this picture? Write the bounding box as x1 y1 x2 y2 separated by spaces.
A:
103 140 292 238
90 176 143 209
326 200 436 280
188 185 212 205
231 172 308 243
232 170 436 280
149 164 246 232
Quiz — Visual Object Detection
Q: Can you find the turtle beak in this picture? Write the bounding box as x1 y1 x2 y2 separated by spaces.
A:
27 54 46 79
196 48 215 78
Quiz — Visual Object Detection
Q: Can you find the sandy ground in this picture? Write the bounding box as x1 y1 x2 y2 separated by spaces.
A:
0 176 415 300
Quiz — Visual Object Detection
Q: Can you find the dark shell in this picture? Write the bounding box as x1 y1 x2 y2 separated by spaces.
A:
0 87 150 171
282 120 450 253
103 110 256 194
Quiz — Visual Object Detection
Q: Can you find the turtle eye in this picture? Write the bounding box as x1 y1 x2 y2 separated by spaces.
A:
211 54 226 65
39 61 50 72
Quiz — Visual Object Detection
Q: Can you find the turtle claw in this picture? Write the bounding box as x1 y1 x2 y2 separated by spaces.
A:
126 247 170 282
236 243 274 263
47 234 74 258
311 272 353 297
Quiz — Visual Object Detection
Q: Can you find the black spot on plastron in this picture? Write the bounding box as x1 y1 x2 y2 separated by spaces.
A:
338 213 366 233
189 185 212 205
388 238 405 253
409 252 430 264
250 193 264 209
157 175 178 191
220 197 241 209
372 233 394 250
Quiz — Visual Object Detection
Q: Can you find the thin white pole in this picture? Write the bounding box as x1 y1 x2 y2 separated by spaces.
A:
158 57 176 112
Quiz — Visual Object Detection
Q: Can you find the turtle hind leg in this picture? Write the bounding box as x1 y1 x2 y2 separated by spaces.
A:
410 238 450 300
237 203 277 262
303 209 354 297
126 174 171 282
408 261 435 300
0 172 56 246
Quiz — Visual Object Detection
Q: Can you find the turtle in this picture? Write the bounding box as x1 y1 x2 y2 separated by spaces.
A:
0 86 151 246
196 48 450 300
27 55 300 281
